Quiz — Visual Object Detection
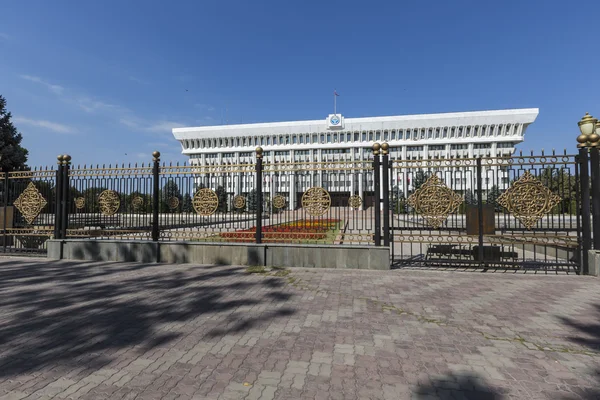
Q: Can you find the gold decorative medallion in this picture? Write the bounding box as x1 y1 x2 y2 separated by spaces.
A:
348 195 362 209
497 171 561 230
301 187 331 217
234 195 246 209
273 195 286 209
74 197 85 210
167 196 180 210
406 175 462 229
13 182 47 225
98 190 121 216
131 196 144 211
193 188 219 216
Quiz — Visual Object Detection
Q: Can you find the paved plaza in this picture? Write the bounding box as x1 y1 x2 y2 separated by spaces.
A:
0 258 599 400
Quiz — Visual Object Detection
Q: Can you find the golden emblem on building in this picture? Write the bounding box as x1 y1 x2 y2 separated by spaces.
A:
167 196 180 210
406 175 462 229
74 197 85 210
13 182 47 225
273 195 286 209
348 195 362 209
497 171 561 230
193 188 219 216
131 196 144 211
301 187 331 216
98 190 121 216
234 195 246 209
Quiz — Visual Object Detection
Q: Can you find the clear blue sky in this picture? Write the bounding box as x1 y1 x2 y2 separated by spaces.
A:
1 0 598 167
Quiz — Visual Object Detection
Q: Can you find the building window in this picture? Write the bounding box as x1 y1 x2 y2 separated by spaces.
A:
313 134 318 144
347 133 351 142
299 135 304 144
362 132 367 141
327 133 331 143
376 131 381 141
369 132 374 141
293 135 297 144
320 134 325 143
429 145 445 151
384 131 388 141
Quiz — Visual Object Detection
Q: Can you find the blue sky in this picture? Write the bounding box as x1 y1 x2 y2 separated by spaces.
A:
1 0 599 167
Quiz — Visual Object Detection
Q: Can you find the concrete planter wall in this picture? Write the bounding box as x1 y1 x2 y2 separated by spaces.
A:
47 240 390 270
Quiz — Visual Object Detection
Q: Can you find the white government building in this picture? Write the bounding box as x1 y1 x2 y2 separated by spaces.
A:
172 108 539 209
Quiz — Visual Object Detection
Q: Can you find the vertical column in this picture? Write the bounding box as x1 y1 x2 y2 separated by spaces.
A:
255 147 263 244
54 156 64 239
578 149 591 275
152 151 160 242
60 155 71 240
3 165 12 250
373 143 381 246
381 143 390 247
589 147 600 250
476 157 484 266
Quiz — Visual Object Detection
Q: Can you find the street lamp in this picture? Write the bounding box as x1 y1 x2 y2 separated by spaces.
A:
577 112 599 147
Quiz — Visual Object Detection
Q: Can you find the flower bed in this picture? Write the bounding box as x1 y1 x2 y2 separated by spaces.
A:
219 219 341 243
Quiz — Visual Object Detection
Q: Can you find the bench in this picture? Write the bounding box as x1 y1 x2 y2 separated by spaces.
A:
69 215 122 229
426 244 518 262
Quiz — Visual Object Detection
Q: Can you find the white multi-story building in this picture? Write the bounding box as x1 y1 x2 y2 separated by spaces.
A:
172 108 539 209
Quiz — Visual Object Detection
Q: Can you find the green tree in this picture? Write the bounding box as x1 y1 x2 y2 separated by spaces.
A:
125 191 152 213
182 193 193 213
247 189 258 212
411 171 429 191
0 95 28 171
160 179 182 213
81 187 108 213
216 185 228 213
486 185 502 211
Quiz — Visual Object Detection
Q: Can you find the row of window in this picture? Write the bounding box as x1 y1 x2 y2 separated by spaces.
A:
194 145 515 160
181 125 521 150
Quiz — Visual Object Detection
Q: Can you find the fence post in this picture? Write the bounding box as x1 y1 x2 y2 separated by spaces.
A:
381 143 390 247
578 149 591 275
54 156 64 239
589 147 600 250
476 157 484 267
152 151 160 242
373 143 381 246
3 167 10 251
60 155 71 240
255 147 263 244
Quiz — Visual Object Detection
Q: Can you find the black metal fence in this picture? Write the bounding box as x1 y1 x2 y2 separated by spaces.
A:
1 145 598 275
389 150 582 273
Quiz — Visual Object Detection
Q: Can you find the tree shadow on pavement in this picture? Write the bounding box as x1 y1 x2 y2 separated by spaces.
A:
557 303 600 400
0 257 296 378
414 372 506 399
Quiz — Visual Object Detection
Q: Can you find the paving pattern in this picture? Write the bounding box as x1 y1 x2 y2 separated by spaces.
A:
0 257 599 400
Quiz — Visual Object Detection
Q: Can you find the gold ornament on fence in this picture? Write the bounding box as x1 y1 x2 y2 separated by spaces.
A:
348 195 362 209
13 182 47 225
496 171 561 230
192 188 219 216
167 196 180 210
301 187 331 217
98 190 121 216
273 195 286 209
234 195 246 209
406 175 462 229
131 196 144 211
74 197 85 210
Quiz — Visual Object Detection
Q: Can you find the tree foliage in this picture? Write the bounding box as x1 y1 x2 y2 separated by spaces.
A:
486 185 502 211
247 189 258 212
0 95 28 171
216 186 228 213
160 179 182 213
182 193 193 213
411 171 428 191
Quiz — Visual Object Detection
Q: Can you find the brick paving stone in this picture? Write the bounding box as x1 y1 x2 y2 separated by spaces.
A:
0 259 599 399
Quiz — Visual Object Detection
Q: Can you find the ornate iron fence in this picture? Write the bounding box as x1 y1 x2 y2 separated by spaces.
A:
0 145 597 275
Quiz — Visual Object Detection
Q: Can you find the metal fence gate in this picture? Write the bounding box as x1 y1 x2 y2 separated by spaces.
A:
386 149 583 273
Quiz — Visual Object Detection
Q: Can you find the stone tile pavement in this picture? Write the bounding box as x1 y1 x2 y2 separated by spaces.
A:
0 257 599 399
